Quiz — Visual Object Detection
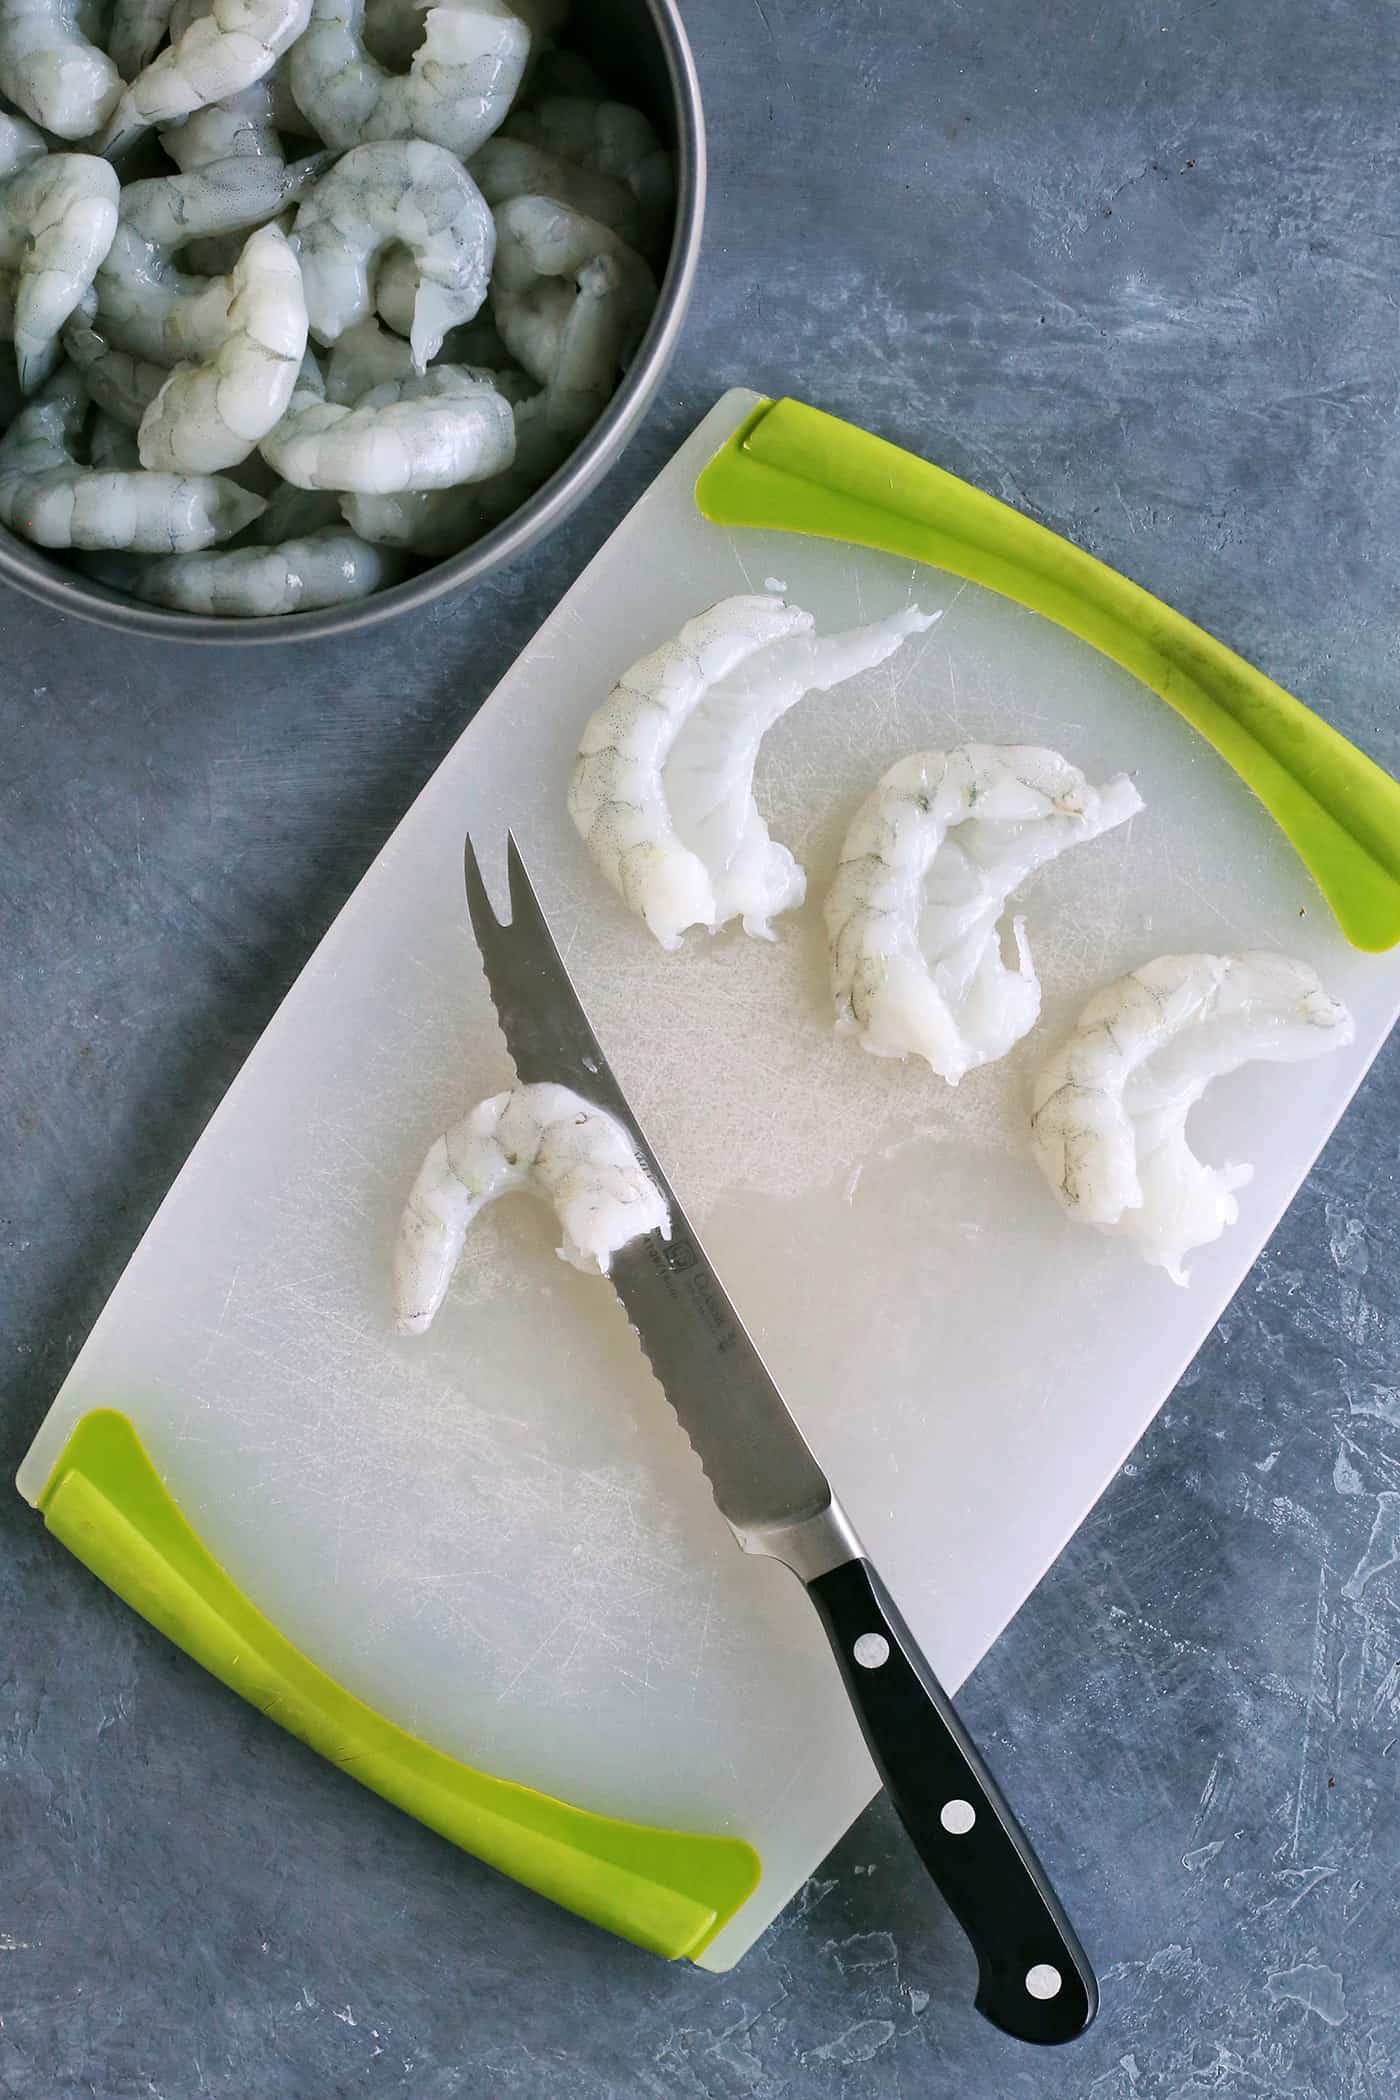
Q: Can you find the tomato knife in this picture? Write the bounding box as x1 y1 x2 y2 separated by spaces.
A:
464 832 1098 2046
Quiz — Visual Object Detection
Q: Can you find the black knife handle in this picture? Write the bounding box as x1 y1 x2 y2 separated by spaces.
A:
807 1556 1097 2046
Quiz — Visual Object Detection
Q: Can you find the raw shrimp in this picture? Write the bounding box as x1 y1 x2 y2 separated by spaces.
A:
322 312 415 402
0 149 118 390
100 0 313 154
0 0 122 139
61 285 166 422
293 140 494 371
568 597 937 951
504 96 673 254
159 78 281 169
0 363 266 548
393 1081 669 1335
107 0 175 79
138 222 306 472
1029 952 1354 1284
123 522 400 612
491 195 654 411
289 0 536 157
260 354 515 491
339 380 567 552
0 109 46 181
471 135 647 250
824 746 1144 1083
95 148 327 363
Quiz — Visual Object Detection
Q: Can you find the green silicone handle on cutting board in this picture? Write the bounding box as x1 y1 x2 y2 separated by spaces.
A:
38 1409 760 1960
695 397 1400 953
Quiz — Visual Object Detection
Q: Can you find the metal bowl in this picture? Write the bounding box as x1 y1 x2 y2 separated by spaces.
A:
0 0 706 644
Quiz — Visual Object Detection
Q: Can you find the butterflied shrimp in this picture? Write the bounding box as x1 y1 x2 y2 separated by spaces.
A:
0 0 121 139
123 523 401 613
568 597 937 951
95 148 328 364
262 355 515 491
289 0 538 157
0 150 118 391
504 96 673 254
61 286 166 422
825 746 1143 1083
293 140 494 372
491 194 654 409
0 363 266 548
1030 952 1354 1284
99 0 313 154
393 1081 669 1335
159 78 282 170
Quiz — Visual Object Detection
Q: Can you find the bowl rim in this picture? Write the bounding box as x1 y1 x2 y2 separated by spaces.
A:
0 0 707 647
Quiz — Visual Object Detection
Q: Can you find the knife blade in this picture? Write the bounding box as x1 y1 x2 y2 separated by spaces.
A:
464 832 1098 2046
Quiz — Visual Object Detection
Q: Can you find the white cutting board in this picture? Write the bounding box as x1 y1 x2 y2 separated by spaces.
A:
19 390 1400 1969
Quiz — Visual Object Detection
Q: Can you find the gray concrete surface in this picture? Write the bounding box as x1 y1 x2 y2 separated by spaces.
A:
4 0 1400 2092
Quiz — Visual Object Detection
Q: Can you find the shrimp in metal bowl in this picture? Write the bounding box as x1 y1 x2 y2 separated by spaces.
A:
393 1081 669 1335
1029 951 1354 1284
824 744 1142 1083
568 595 938 951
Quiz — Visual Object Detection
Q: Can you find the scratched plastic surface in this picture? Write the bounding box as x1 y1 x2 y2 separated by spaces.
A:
19 392 1400 1970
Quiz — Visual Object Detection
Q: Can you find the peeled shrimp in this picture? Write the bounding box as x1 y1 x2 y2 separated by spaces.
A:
504 95 674 254
824 746 1144 1083
289 0 535 157
340 380 570 552
293 139 494 371
393 1081 669 1335
260 353 514 492
0 363 265 548
0 149 118 391
61 285 166 422
491 194 654 414
1030 952 1354 1284
568 597 938 951
159 78 282 170
95 148 327 364
100 0 313 154
0 0 122 139
471 135 648 251
137 222 305 472
322 312 415 403
0 109 46 181
123 522 400 612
